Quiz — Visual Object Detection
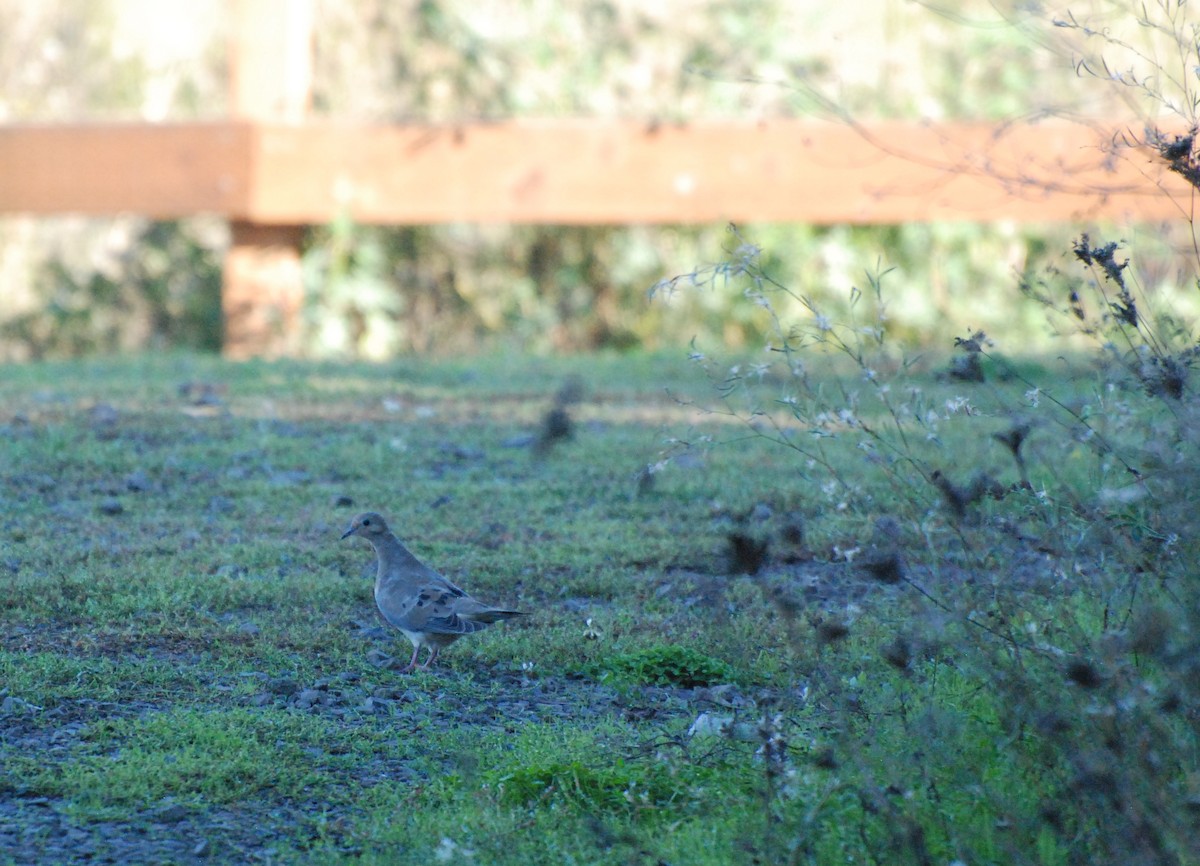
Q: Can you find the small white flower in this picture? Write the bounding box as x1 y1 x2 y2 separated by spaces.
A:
814 314 833 332
435 838 474 862
834 545 860 562
1025 387 1040 407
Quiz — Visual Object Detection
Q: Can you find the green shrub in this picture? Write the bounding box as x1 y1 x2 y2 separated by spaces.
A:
492 758 705 820
585 645 734 687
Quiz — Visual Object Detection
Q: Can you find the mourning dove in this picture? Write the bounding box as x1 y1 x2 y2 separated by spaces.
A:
341 512 524 672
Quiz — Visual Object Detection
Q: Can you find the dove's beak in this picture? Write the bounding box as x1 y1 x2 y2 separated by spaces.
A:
340 526 357 540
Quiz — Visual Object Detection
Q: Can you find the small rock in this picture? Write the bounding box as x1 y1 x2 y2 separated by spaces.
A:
192 838 210 857
366 649 394 668
267 678 299 696
178 381 226 406
124 470 152 492
331 494 354 508
237 621 260 636
750 503 774 522
249 693 274 707
694 684 754 708
354 622 390 640
269 470 310 487
295 689 324 709
500 433 537 448
687 712 733 738
88 403 119 426
98 498 124 516
154 803 189 823
207 496 235 515
1 695 37 715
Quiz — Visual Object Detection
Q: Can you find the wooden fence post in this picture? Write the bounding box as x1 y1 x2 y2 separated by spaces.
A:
222 0 314 358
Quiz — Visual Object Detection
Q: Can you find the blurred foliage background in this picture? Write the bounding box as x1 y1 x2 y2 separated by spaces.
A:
0 0 1196 360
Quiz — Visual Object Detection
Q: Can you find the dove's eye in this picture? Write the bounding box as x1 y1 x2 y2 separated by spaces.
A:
362 518 371 526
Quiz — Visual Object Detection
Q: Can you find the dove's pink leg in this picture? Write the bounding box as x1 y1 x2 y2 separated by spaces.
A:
417 647 441 671
398 644 421 673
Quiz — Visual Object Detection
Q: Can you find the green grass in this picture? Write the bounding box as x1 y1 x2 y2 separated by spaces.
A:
0 350 1196 864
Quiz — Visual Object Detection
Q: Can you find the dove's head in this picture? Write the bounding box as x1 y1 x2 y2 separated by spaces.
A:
341 512 390 541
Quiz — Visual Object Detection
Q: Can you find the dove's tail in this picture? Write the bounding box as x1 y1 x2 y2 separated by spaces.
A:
470 608 525 624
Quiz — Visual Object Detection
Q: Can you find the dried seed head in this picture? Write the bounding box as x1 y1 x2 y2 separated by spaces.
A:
1129 604 1171 657
767 585 802 621
535 405 573 450
811 745 838 769
1159 691 1182 714
966 472 1006 503
881 635 912 671
1066 659 1103 689
1035 712 1071 736
931 469 969 519
815 617 850 645
1072 754 1118 798
954 330 988 353
1139 355 1186 400
728 532 769 575
1160 132 1194 162
1069 289 1086 320
779 511 806 547
632 464 656 498
948 353 984 382
993 422 1031 458
862 551 904 584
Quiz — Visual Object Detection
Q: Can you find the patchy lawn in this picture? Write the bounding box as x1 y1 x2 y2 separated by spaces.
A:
0 351 1195 865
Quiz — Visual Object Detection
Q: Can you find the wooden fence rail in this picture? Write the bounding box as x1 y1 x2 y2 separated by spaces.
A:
0 0 1192 355
1 119 1189 225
